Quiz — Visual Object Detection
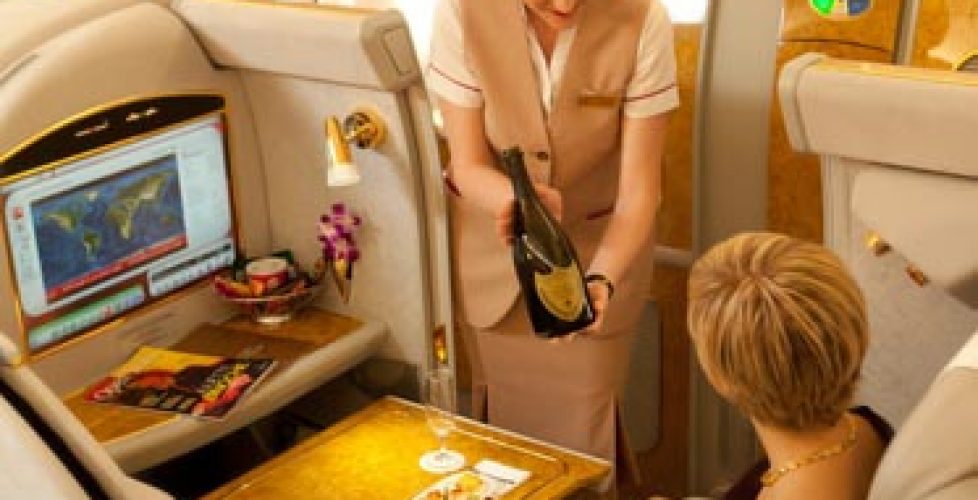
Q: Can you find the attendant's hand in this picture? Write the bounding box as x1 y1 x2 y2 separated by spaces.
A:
550 279 611 344
495 183 562 246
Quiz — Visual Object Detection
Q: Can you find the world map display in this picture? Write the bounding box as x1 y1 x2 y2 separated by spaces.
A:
32 154 186 297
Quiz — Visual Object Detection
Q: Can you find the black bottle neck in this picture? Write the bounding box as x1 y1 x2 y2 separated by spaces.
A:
501 147 535 200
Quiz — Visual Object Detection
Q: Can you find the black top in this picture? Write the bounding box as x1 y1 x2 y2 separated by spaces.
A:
723 406 894 500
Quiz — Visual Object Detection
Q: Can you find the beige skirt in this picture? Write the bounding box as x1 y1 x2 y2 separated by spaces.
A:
462 262 650 487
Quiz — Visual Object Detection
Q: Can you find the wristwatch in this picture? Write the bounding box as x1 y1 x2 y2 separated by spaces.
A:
584 273 614 299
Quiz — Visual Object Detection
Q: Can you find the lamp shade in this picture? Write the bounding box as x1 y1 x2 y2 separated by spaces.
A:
327 160 361 187
325 116 360 187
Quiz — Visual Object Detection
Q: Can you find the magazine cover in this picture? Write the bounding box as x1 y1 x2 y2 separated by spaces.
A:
84 346 276 419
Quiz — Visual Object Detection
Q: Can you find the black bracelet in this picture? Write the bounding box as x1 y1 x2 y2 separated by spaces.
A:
585 273 614 299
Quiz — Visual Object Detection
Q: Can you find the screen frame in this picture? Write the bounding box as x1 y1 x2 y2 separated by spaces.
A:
0 92 240 359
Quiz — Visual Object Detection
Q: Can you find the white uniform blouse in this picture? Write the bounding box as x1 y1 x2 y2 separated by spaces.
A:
427 0 680 118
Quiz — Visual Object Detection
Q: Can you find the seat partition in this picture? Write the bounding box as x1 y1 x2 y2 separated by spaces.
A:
173 0 452 369
0 0 448 473
780 54 978 425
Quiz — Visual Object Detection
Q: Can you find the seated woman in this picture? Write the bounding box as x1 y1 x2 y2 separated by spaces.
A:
687 232 893 500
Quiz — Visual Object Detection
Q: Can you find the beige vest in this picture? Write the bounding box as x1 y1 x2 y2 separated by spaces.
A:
451 0 649 328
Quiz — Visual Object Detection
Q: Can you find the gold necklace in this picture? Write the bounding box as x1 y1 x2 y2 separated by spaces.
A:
760 414 858 488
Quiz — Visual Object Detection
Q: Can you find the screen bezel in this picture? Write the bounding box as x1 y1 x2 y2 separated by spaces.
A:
0 93 239 359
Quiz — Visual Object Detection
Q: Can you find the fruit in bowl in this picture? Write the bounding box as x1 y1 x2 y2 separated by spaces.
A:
213 255 325 324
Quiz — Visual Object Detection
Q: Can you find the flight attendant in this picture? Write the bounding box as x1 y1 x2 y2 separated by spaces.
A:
427 0 678 487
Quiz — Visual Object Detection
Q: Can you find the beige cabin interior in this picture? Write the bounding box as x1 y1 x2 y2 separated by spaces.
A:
1 0 977 498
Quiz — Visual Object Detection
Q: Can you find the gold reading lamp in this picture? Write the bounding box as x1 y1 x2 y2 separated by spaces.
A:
325 108 387 187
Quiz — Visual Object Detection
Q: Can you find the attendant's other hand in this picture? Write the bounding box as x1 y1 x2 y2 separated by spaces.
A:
494 183 562 246
580 279 610 336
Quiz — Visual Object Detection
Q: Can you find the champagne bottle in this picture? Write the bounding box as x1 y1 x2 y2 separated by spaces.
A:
502 147 594 337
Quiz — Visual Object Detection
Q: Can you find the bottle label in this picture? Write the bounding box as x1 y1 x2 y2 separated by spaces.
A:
533 263 585 322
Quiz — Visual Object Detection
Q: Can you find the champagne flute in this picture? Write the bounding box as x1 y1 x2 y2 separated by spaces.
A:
418 366 465 473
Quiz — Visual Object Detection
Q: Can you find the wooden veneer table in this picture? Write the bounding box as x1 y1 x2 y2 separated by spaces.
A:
206 396 610 499
62 307 386 472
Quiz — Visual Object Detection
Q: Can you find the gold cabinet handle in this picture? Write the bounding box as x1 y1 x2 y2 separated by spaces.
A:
864 232 891 256
905 265 929 287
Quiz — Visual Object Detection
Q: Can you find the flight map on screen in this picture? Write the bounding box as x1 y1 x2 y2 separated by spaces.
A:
32 154 187 301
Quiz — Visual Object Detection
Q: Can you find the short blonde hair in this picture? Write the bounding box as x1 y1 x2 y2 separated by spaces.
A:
687 232 868 430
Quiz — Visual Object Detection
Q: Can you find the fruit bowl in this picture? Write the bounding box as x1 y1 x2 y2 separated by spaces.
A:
218 284 322 325
213 255 326 325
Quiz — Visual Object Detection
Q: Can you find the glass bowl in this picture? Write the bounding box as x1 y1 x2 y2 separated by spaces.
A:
220 284 322 325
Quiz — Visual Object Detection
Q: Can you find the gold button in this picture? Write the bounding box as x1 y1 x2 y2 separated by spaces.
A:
905 265 929 287
535 151 550 161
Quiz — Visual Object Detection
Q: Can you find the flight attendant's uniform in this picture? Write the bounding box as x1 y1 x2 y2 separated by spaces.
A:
427 0 679 479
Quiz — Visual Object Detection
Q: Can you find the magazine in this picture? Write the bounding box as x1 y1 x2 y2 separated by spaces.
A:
83 346 275 419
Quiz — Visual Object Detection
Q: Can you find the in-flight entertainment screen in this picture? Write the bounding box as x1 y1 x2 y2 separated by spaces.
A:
2 112 235 353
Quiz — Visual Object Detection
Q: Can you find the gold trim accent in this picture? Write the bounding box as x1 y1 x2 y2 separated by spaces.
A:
454 427 564 465
905 265 929 287
343 108 386 149
2 352 27 368
432 323 448 365
952 49 978 72
0 92 222 186
864 232 890 256
0 92 237 361
812 58 978 88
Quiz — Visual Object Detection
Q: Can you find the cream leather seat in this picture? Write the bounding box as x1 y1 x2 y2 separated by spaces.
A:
0 337 169 499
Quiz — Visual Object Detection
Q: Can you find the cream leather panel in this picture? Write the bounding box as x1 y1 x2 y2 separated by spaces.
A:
0 396 90 499
943 329 978 374
849 213 978 425
173 0 419 91
781 56 978 426
782 55 978 179
0 2 269 392
0 338 170 499
0 0 138 71
852 167 978 308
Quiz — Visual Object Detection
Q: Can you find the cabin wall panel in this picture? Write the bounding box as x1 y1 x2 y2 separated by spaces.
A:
912 0 978 69
769 0 902 242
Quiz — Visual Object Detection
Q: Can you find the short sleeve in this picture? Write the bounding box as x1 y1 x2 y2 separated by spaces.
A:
426 0 483 108
623 0 680 118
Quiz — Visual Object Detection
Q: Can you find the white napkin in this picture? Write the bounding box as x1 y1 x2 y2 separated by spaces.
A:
473 459 531 496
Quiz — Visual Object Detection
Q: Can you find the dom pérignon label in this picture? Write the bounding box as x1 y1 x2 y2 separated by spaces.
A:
502 147 594 338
